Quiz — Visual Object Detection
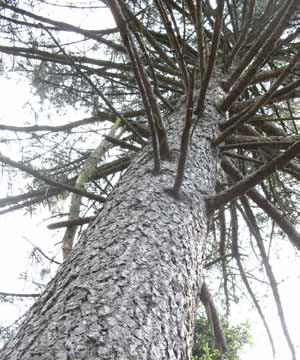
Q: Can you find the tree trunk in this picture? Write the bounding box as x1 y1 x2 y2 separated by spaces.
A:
0 88 222 360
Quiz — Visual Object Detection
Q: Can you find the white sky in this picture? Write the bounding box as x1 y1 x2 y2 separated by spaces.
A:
0 2 299 359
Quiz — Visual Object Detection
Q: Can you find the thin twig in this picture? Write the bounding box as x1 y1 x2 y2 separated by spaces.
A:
41 25 146 145
0 110 145 133
0 291 40 298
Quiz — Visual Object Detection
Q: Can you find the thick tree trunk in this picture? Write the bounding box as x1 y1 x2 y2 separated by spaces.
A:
0 87 222 360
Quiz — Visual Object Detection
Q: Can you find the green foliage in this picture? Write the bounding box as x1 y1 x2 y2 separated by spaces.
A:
192 314 251 360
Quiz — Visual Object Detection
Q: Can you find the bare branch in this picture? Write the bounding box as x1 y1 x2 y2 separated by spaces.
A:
42 25 146 145
222 0 297 95
210 140 300 209
225 0 256 70
172 70 195 196
0 110 145 133
0 2 124 52
0 152 106 203
109 0 168 173
218 206 230 317
240 197 296 360
200 281 227 354
154 0 189 90
47 216 95 230
195 0 224 115
0 291 40 298
221 158 300 250
216 51 300 144
230 201 276 357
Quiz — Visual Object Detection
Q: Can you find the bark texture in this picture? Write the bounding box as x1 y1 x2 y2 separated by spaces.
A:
0 87 223 360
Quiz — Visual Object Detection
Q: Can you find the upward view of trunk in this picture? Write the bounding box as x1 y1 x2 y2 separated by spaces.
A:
1 0 300 358
0 87 223 360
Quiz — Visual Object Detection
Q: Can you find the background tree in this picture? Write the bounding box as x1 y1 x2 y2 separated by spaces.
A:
0 0 299 359
192 314 251 360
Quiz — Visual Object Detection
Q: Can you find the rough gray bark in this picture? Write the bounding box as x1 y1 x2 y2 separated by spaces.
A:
0 87 223 360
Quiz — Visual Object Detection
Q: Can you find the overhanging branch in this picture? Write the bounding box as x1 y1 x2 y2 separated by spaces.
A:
209 140 300 210
219 158 300 250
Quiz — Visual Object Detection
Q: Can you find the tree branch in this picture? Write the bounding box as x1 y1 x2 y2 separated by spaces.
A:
0 291 40 298
240 196 296 360
200 281 227 354
230 201 276 357
220 158 300 250
0 153 106 203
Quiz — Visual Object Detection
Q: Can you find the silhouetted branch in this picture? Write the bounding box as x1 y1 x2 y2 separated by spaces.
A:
200 281 227 354
221 158 300 250
240 197 296 360
0 110 144 133
0 153 106 203
195 0 224 115
28 242 61 266
0 157 130 211
195 0 206 78
154 0 189 90
48 216 95 230
173 70 195 196
230 201 276 357
216 51 300 144
0 291 40 298
0 2 124 52
42 25 146 145
109 0 166 173
210 140 300 209
225 0 255 69
218 206 230 316
222 0 297 96
104 135 141 152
